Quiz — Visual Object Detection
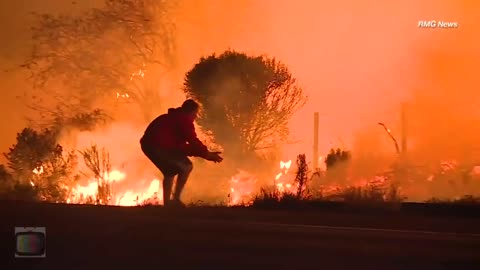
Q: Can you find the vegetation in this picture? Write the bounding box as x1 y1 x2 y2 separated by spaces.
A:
21 0 177 124
183 50 307 164
0 3 477 209
294 154 309 199
2 128 79 202
325 148 351 170
79 145 112 205
324 148 352 186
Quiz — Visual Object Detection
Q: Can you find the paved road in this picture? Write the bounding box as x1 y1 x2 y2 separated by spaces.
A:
3 202 480 269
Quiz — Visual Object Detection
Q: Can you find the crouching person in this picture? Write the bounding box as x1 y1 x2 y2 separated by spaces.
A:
140 99 223 207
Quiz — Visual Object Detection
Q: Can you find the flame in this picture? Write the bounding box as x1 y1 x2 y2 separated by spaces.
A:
228 159 296 206
116 179 161 206
116 92 130 99
130 69 145 80
33 166 44 175
66 169 162 206
129 64 146 80
274 160 295 193
280 160 292 170
104 170 126 181
228 170 257 205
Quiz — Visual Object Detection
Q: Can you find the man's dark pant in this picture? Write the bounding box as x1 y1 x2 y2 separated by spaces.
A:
140 141 193 203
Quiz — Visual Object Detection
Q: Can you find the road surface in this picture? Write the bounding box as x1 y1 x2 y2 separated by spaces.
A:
3 202 480 269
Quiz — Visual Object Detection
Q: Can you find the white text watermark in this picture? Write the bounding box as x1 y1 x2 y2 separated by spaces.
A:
418 20 458 28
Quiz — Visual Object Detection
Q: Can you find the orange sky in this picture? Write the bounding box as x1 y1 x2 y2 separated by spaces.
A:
1 0 479 166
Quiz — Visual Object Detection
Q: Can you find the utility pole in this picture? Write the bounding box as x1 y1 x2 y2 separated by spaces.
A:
401 102 408 158
313 112 319 170
398 102 408 184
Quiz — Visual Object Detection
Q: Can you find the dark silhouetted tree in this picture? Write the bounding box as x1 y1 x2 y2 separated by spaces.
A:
0 165 13 194
183 50 307 161
22 0 177 124
5 128 59 179
3 128 78 202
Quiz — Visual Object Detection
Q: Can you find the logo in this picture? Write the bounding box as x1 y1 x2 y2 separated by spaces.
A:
15 227 46 258
418 20 459 28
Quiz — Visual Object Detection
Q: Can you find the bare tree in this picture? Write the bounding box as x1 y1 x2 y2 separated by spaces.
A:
21 0 177 125
183 50 307 161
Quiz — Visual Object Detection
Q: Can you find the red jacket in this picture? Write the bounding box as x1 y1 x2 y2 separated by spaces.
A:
141 107 209 158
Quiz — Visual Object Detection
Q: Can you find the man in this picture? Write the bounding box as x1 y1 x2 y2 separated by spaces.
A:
140 99 223 207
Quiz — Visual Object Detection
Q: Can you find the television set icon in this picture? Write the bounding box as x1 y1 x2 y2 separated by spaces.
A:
15 227 46 258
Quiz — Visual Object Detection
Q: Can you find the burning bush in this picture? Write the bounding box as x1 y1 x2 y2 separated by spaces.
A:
2 128 79 202
250 154 312 207
78 144 113 205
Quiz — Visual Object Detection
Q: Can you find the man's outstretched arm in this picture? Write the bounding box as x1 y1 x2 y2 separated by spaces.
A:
178 119 210 158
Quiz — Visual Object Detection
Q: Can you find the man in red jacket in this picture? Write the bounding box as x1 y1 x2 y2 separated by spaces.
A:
140 99 223 207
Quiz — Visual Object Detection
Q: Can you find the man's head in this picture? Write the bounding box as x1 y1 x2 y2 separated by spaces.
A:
180 99 200 120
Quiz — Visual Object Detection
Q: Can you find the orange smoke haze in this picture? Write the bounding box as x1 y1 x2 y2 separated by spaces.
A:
172 0 480 166
0 0 479 201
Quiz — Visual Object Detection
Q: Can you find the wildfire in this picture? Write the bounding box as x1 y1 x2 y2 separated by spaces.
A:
116 92 130 99
275 160 292 180
31 164 162 206
33 166 43 175
274 160 296 193
228 170 257 205
130 64 146 81
116 179 162 206
228 159 296 206
68 169 163 206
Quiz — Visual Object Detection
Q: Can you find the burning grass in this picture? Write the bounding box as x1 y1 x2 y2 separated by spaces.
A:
2 125 479 209
250 183 405 210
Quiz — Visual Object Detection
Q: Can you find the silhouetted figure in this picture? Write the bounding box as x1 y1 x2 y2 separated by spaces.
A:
140 99 223 207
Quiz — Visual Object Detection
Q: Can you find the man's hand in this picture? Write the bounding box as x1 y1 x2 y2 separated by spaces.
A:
206 151 223 163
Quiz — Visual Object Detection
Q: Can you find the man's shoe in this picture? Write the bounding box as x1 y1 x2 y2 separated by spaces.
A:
163 199 172 207
170 199 186 208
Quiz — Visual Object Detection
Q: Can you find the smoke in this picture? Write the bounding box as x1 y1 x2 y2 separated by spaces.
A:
58 122 159 188
172 0 473 161
407 14 480 166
